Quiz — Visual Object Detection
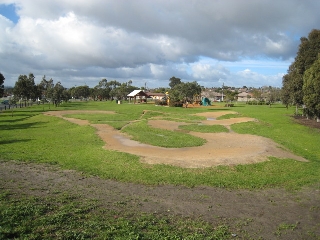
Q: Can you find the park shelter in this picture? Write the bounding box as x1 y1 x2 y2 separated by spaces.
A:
127 90 149 103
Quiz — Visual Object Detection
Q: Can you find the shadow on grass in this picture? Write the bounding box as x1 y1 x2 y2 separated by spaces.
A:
0 116 31 123
230 105 245 108
0 139 32 145
0 121 46 130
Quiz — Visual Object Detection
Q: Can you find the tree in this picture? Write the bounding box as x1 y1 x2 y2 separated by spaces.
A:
37 76 55 109
94 78 110 100
62 89 71 102
282 29 320 113
52 82 65 106
281 74 291 108
251 88 263 102
169 81 201 106
224 89 238 102
265 87 279 107
13 73 38 105
71 85 90 99
108 80 121 100
38 76 54 103
169 76 181 88
303 56 320 122
111 81 138 100
0 72 5 97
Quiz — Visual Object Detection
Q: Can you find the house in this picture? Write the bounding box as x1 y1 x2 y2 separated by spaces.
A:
127 90 150 104
237 92 251 102
146 92 166 100
210 92 223 102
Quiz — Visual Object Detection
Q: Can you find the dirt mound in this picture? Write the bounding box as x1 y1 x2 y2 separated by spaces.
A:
44 110 307 168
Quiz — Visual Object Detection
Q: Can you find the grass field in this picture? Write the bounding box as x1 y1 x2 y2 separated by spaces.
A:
1 101 320 238
1 101 319 189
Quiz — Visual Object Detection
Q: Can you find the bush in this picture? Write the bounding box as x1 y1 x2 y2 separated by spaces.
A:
246 101 266 105
155 99 167 106
169 101 183 107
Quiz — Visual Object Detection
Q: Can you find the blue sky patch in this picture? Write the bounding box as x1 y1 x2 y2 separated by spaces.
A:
0 4 19 23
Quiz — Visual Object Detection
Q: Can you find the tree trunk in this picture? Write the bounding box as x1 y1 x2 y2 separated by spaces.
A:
295 105 299 115
317 117 320 122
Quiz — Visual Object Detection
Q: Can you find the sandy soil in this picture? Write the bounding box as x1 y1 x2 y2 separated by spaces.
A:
44 110 307 168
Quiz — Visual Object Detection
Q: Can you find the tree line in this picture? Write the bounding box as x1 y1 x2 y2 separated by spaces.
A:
3 75 140 106
282 29 320 121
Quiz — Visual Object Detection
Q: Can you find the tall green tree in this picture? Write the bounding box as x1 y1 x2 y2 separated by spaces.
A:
281 74 291 108
169 81 201 106
39 76 54 103
108 80 121 100
13 73 38 104
52 82 65 106
303 56 320 122
94 78 110 100
282 29 320 113
169 76 181 88
224 89 238 102
0 72 5 97
73 85 90 100
62 88 71 102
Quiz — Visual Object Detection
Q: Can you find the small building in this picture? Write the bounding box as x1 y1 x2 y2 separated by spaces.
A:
237 92 251 102
146 92 166 100
127 90 150 104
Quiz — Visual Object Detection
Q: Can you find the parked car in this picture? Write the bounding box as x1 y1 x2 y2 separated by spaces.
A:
1 100 9 104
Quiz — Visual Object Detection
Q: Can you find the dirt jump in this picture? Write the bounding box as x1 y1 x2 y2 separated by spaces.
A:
44 110 307 168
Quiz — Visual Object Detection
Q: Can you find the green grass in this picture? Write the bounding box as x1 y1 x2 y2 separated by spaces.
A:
1 101 320 190
122 120 206 148
179 124 229 133
0 191 231 239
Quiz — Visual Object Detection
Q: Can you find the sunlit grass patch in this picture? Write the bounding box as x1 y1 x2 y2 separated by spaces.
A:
64 112 141 122
1 101 320 189
121 120 206 148
140 110 164 119
179 124 229 133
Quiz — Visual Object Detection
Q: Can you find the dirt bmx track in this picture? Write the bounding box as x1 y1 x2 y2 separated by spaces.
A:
44 110 307 168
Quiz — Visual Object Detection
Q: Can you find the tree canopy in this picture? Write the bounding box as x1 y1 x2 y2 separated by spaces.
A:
281 29 320 114
169 76 181 88
169 81 201 105
0 72 5 97
303 56 320 121
13 73 39 102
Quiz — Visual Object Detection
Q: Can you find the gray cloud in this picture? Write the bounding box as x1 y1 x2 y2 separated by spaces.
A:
0 0 319 88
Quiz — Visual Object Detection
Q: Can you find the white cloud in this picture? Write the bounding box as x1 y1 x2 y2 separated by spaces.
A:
0 0 319 88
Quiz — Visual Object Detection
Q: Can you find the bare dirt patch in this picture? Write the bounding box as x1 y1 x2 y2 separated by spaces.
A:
1 160 319 239
293 115 320 129
44 110 307 168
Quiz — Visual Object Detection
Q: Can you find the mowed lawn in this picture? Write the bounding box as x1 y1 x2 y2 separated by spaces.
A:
0 101 320 190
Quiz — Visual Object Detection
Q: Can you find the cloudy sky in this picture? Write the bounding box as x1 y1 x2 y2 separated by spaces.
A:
0 0 319 89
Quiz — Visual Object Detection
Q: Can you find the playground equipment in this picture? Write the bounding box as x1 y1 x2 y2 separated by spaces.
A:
201 97 211 106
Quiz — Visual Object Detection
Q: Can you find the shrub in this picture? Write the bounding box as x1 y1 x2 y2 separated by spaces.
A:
155 99 167 106
169 101 183 107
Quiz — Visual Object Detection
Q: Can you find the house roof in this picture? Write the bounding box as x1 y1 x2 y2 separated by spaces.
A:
237 92 249 97
146 92 165 97
127 90 149 97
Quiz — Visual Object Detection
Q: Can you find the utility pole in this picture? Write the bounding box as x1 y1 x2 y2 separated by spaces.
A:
222 82 224 102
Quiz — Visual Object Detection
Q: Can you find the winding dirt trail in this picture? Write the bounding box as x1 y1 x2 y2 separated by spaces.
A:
44 110 307 168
